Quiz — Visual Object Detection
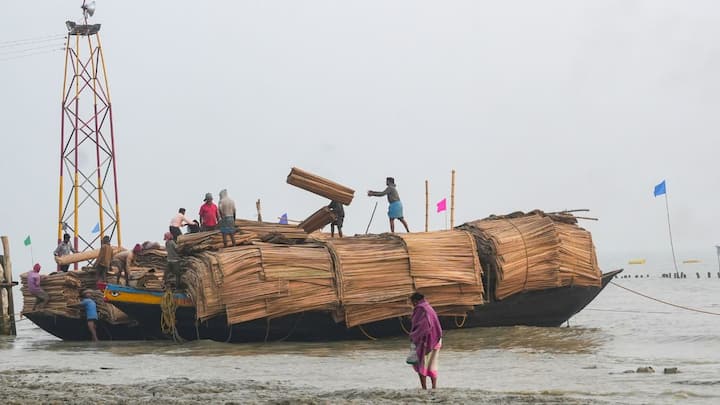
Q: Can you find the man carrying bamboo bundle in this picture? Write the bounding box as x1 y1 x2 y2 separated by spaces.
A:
199 193 220 232
368 177 410 233
218 189 237 247
27 263 49 311
54 233 76 272
328 200 345 238
95 236 113 285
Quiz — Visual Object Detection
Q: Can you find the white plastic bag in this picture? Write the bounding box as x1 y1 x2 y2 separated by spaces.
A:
406 343 418 365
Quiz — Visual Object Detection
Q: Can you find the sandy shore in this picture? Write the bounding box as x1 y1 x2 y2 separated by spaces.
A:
0 368 599 404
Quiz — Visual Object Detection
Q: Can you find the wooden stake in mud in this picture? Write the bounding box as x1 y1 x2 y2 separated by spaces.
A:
450 170 456 229
425 180 429 232
0 236 17 336
256 199 262 222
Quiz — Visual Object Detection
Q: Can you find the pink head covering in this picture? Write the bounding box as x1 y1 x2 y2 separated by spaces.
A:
33 263 41 272
163 232 173 241
133 243 143 254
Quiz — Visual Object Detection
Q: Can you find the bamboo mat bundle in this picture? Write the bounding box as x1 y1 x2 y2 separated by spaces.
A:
464 214 561 300
324 235 414 326
55 246 124 266
134 248 168 272
297 207 337 234
259 243 335 281
176 230 259 253
554 222 601 287
20 272 83 317
344 301 412 327
286 167 355 205
234 219 308 241
183 254 225 321
266 280 339 319
418 284 484 308
397 231 482 288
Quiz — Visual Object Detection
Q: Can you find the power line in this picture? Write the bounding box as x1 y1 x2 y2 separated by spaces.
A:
0 48 65 63
0 42 65 56
0 33 65 47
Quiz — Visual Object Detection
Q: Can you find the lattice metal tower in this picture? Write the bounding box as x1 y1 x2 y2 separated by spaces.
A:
58 1 122 253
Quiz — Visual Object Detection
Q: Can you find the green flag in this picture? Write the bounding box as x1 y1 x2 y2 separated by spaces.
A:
23 235 31 246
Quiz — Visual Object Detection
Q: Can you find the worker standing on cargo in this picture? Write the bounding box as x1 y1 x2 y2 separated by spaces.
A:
368 177 410 233
328 200 344 238
218 189 237 247
80 290 99 341
169 208 195 241
28 263 49 311
53 233 76 272
409 292 442 390
198 192 220 232
164 231 183 287
95 235 113 285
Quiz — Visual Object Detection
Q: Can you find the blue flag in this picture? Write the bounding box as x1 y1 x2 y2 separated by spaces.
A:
91 222 100 233
279 213 288 225
653 180 666 197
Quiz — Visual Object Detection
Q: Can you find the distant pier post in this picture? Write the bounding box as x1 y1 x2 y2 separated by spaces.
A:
0 236 18 336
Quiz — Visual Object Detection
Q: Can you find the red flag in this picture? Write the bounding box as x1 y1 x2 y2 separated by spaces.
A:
436 198 447 213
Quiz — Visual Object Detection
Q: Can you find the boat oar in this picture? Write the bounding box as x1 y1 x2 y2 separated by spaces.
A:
365 202 378 234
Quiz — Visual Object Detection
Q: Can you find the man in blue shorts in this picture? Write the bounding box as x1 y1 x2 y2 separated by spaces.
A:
80 290 99 341
368 177 410 233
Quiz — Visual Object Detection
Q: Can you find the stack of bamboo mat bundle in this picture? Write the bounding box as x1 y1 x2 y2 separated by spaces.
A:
183 253 225 321
134 248 169 272
220 244 337 324
20 271 83 317
324 235 413 327
286 167 355 205
555 222 601 287
235 219 308 241
176 231 258 253
298 207 336 234
397 231 485 316
462 211 601 300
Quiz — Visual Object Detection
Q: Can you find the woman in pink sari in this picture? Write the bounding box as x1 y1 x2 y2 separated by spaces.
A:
409 292 443 389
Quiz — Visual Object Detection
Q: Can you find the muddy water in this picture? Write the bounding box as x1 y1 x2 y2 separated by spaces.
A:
1 276 719 404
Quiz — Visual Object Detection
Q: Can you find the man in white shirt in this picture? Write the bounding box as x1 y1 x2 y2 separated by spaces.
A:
169 208 195 241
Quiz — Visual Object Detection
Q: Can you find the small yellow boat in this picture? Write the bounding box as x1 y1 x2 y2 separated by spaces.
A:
682 259 701 264
628 259 646 265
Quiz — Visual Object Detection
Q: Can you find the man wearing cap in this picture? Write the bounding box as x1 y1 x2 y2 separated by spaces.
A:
169 208 196 241
199 192 220 232
218 189 237 247
27 263 49 311
53 233 76 272
368 177 410 233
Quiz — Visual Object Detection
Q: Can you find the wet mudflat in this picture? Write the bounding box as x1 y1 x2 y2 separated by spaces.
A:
1 277 719 404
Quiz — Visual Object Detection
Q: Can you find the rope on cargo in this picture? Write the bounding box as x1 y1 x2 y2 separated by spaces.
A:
610 281 720 316
502 219 530 289
454 314 467 328
358 324 377 340
160 289 184 342
398 317 410 335
276 312 304 342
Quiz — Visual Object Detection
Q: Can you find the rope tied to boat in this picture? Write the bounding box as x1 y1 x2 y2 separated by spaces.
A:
358 324 377 340
160 288 184 342
454 314 467 328
611 281 720 316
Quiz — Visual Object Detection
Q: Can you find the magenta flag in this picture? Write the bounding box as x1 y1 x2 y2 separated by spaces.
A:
436 198 447 213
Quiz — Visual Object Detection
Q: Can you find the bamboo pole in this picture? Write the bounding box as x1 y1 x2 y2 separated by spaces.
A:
450 170 456 229
256 199 262 222
1 236 17 335
425 180 429 232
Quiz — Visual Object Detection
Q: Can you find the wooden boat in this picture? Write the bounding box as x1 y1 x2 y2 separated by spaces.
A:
21 310 145 341
103 269 622 342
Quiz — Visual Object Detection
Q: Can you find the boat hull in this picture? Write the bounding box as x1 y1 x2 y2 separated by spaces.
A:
106 270 622 342
23 312 145 341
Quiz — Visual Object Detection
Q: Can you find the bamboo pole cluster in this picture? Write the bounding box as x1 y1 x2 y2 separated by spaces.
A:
235 219 308 241
55 246 124 266
461 211 601 300
286 167 355 205
176 231 258 253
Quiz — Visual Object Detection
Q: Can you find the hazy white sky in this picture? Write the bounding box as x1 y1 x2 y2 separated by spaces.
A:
1 1 719 275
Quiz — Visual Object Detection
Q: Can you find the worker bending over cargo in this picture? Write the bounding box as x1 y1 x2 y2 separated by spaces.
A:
368 177 410 233
169 208 196 241
80 290 99 341
53 233 76 272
